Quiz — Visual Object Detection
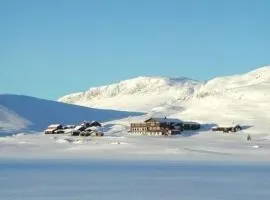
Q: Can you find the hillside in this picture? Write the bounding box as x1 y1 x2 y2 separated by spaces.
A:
1 67 270 160
59 67 270 133
59 76 201 112
0 94 143 134
196 66 270 99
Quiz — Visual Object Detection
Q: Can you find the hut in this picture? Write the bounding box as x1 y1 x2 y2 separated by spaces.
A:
44 124 64 134
71 121 102 136
90 121 102 127
212 124 242 133
79 130 104 137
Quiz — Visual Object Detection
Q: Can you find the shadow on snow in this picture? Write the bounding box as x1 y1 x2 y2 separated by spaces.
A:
0 94 144 133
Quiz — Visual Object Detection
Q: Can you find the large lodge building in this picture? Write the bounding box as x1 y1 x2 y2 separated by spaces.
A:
130 117 200 136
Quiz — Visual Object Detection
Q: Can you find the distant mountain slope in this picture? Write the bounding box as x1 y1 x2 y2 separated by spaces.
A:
58 66 270 133
59 76 201 112
0 94 143 133
0 105 31 132
59 67 270 112
196 66 270 99
173 67 270 133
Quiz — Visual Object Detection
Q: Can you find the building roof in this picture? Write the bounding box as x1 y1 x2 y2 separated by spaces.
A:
90 121 101 126
74 125 84 130
47 124 62 128
183 121 200 125
213 124 241 128
145 117 182 124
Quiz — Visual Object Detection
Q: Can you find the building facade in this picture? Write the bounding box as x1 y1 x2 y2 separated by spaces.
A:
130 118 182 136
130 117 201 136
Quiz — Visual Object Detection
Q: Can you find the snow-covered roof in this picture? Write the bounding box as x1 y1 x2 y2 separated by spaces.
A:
85 126 99 131
80 121 101 125
64 125 75 128
145 118 182 124
214 124 241 128
74 125 84 131
48 124 62 128
90 121 101 125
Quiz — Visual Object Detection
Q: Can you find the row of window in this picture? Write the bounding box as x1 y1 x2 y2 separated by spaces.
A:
132 127 162 131
131 123 147 127
132 128 147 131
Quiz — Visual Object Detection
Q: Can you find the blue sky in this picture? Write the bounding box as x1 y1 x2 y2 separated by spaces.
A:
0 0 269 100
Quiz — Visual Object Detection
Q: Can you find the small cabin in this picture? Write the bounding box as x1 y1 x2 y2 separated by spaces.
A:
79 130 104 137
90 121 102 127
212 124 242 133
80 121 102 128
44 124 64 134
71 121 102 136
63 125 75 129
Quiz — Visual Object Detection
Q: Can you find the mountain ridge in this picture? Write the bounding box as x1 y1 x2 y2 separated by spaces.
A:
58 66 270 112
59 76 200 101
1 66 270 133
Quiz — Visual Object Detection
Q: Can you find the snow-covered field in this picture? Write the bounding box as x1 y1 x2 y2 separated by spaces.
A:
1 67 270 200
0 66 270 162
0 123 270 162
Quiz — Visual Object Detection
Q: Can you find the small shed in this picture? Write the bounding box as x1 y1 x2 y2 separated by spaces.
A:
212 124 242 133
90 121 102 127
44 124 63 134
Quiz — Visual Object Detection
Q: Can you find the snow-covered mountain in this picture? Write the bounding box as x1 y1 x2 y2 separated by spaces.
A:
59 76 201 112
59 66 270 133
174 67 270 132
60 67 270 108
2 66 269 135
196 66 270 99
0 94 142 134
1 67 270 161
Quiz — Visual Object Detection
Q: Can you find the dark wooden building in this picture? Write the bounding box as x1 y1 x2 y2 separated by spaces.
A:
130 117 201 136
212 124 241 133
44 124 64 134
130 117 182 136
90 121 102 127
